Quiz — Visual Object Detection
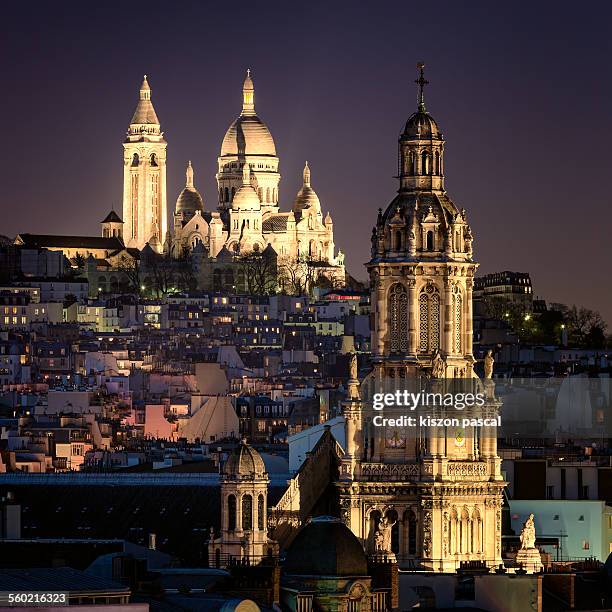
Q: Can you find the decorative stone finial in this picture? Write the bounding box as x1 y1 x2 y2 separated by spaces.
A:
347 352 360 400
303 161 310 186
484 349 494 379
186 161 194 189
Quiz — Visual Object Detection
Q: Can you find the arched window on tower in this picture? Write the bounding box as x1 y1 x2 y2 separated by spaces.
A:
435 150 440 175
266 187 271 203
231 187 236 201
387 509 399 554
426 230 434 251
227 495 236 530
419 286 440 353
150 153 158 167
389 283 408 353
257 494 265 531
421 150 428 175
369 510 381 548
453 290 462 354
242 495 253 530
450 508 458 554
394 230 402 252
224 187 229 203
404 509 417 555
460 507 470 554
258 187 263 202
131 153 139 167
472 508 483 553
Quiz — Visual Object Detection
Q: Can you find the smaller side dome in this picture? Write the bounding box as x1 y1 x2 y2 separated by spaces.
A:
293 161 321 216
284 516 368 576
232 165 261 210
176 161 204 214
223 440 267 479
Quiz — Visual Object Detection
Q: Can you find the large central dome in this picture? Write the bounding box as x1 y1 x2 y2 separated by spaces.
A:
220 70 276 157
221 115 276 156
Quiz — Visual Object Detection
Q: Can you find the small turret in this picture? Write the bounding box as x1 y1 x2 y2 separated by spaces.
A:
242 68 255 115
100 210 123 239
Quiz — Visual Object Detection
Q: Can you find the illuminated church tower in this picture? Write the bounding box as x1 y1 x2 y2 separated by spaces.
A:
337 65 505 572
122 76 167 252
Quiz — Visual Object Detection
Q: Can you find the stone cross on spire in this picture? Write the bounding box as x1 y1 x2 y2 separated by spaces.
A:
415 62 428 112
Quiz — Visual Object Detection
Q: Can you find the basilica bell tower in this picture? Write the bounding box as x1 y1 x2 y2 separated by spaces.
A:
122 76 168 252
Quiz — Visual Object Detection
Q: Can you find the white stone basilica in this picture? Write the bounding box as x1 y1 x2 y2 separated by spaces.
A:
121 71 344 284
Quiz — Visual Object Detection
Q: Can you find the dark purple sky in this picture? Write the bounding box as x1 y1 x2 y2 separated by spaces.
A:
2 1 611 324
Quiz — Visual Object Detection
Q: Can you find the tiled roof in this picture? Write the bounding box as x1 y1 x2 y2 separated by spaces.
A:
15 234 125 251
101 210 123 223
262 215 288 232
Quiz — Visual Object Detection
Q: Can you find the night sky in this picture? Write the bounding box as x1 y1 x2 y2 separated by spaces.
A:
2 1 611 324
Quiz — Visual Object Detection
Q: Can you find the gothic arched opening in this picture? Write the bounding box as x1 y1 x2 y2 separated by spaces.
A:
258 494 265 531
227 495 236 531
388 283 408 353
242 495 253 531
426 230 434 251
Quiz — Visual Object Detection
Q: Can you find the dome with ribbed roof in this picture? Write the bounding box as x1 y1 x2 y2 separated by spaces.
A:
221 71 276 157
176 161 204 214
223 441 266 479
403 110 441 139
293 161 321 215
284 516 368 576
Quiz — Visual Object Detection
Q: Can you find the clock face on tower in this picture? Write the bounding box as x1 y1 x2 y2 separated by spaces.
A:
385 428 407 448
453 427 465 447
